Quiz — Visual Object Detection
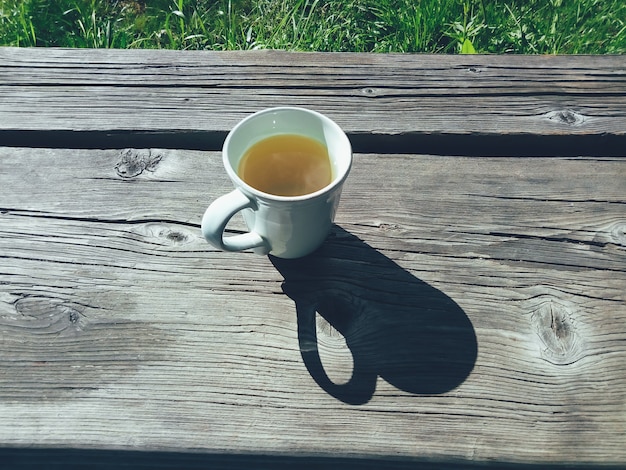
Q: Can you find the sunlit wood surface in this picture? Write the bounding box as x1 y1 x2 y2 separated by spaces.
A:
1 48 624 469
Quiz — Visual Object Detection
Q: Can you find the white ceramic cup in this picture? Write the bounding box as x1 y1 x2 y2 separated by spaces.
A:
202 107 352 259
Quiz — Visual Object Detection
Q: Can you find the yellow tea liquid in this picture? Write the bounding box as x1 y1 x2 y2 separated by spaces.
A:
238 134 332 197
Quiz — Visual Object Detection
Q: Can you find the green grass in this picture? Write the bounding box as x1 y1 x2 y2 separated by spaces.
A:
1 0 625 53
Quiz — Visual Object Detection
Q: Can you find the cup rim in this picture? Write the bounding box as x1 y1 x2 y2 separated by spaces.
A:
222 106 352 202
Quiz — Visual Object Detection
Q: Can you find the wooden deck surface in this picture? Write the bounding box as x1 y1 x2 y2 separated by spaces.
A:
0 48 625 469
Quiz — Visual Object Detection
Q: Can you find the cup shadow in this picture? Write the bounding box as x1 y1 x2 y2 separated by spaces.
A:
270 225 478 405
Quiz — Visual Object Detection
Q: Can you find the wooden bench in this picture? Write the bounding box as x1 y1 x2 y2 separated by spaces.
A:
1 48 625 469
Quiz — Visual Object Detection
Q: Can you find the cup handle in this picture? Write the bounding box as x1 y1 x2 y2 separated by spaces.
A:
201 189 269 253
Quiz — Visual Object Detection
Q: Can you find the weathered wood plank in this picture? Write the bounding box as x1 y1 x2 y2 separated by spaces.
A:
0 48 624 153
1 147 624 465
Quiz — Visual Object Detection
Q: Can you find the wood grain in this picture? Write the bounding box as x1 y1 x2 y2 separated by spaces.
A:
1 147 624 466
0 48 625 155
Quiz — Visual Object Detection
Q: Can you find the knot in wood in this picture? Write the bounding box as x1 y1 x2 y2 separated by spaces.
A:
609 221 626 247
544 109 585 126
115 149 162 179
592 220 626 248
530 296 583 366
377 222 399 232
133 222 194 246
362 87 377 96
166 231 188 243
10 295 83 335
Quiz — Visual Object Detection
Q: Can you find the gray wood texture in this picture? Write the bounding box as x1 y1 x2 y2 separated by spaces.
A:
0 49 625 469
0 48 625 155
